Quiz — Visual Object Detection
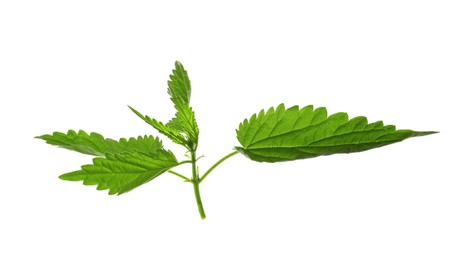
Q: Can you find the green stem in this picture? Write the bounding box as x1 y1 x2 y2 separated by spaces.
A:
168 170 191 182
178 160 192 165
191 150 206 219
199 151 239 183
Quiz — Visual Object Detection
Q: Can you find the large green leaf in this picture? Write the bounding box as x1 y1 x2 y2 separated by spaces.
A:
236 104 436 162
36 130 163 156
60 150 179 195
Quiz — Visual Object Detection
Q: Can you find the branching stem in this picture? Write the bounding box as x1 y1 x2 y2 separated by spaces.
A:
168 170 191 182
199 151 239 183
180 150 238 219
191 150 206 219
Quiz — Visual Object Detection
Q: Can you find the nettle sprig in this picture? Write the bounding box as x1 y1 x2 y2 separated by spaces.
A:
37 61 437 219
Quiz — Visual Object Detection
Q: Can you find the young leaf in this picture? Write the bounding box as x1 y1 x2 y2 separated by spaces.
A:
128 62 199 149
236 104 436 162
166 104 199 146
60 150 179 195
128 106 187 146
166 61 199 148
168 61 191 107
36 130 163 156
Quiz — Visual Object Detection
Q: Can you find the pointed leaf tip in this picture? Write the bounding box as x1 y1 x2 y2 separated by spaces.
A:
417 131 439 136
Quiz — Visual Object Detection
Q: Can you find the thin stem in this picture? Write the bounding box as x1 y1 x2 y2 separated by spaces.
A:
168 170 191 182
178 160 192 165
199 151 239 183
191 150 206 219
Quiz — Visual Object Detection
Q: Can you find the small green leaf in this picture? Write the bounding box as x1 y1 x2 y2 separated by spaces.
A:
168 61 191 107
128 106 187 146
236 104 437 162
130 62 200 149
60 150 179 195
166 104 199 146
36 130 163 156
166 61 199 148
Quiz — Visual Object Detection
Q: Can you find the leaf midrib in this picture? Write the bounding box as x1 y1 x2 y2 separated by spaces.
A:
245 121 388 148
245 136 399 150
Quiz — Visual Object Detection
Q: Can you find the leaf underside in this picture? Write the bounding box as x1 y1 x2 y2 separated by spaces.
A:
236 104 436 162
36 130 163 156
60 151 179 195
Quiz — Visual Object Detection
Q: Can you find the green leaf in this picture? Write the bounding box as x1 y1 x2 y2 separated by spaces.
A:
60 150 179 195
129 62 199 149
166 104 199 146
128 106 187 146
166 61 199 148
36 130 163 156
236 104 437 162
168 61 191 107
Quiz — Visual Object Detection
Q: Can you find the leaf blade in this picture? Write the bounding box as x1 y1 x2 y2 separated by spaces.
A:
236 104 437 162
128 106 187 146
167 61 191 106
166 104 199 146
59 150 179 195
165 61 199 148
36 130 163 156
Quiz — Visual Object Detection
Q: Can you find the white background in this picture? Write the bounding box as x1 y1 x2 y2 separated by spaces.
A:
1 1 467 259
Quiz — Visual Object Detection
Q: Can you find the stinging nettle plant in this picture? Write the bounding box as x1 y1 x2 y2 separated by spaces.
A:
37 61 437 219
